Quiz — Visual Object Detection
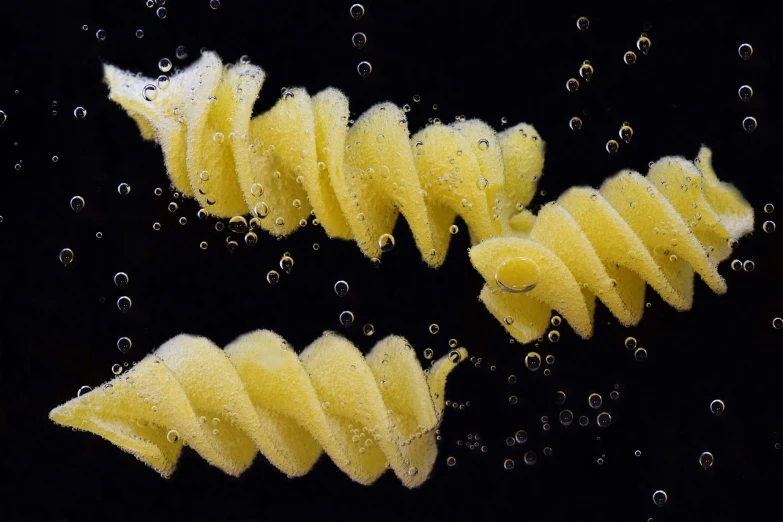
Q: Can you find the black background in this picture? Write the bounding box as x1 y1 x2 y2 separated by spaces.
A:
1 0 782 520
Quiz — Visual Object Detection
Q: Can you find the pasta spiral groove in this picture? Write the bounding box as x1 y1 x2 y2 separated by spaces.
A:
49 330 467 488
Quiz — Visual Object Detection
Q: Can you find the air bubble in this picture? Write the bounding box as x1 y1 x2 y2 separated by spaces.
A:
763 221 775 233
495 257 540 293
114 272 129 288
117 296 132 313
334 280 349 297
569 116 583 131
378 233 395 253
576 16 589 31
624 51 637 65
738 85 753 102
743 116 757 133
266 270 280 284
525 352 541 371
70 196 85 213
606 140 619 154
699 452 714 469
74 106 87 119
652 490 668 507
710 399 725 416
738 43 753 60
117 337 132 354
566 78 580 92
579 62 594 82
589 393 603 409
352 32 367 49
340 311 355 327
357 61 372 78
118 183 131 195
59 248 74 266
597 412 612 427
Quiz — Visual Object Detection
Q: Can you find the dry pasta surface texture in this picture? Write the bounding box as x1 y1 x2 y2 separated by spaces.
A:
49 330 467 488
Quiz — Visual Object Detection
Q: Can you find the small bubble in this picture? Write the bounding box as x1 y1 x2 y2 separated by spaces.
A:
350 3 365 20
167 430 180 444
569 116 583 131
738 85 754 102
635 450 642 457
773 317 783 329
610 390 619 400
606 140 619 154
625 337 638 350
619 124 633 144
423 348 434 360
448 350 461 363
548 330 560 343
579 62 594 82
352 32 367 49
59 248 74 266
158 58 173 74
763 221 775 233
478 139 490 150
589 393 603 409
175 45 188 60
111 364 123 375
229 216 248 234
738 43 753 60
209 0 221 9
525 352 541 371
559 409 574 426
77 386 92 397
114 272 129 288
624 51 637 65
73 106 87 119
378 233 395 253
118 183 131 195
156 6 167 19
508 374 517 384
117 337 132 354
153 222 162 231
555 390 567 405
509 395 519 405
579 416 589 426
523 451 537 465
446 456 457 467
334 280 349 297
566 78 580 92
449 224 459 235
652 490 668 507
135 29 145 39
167 202 178 213
340 311 355 327
710 399 725 416
743 116 758 133
699 451 714 469
597 412 612 427
117 296 132 313
95 29 107 41
266 270 280 284
429 324 440 334
551 315 562 327
70 196 85 213
576 16 589 31
357 61 372 78
634 347 648 362
764 203 774 214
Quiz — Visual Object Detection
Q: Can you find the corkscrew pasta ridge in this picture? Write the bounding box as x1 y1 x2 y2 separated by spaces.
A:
49 330 467 488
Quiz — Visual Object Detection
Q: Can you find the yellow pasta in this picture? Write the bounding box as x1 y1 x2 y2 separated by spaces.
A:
469 147 754 343
49 330 467 488
104 52 753 342
103 51 545 267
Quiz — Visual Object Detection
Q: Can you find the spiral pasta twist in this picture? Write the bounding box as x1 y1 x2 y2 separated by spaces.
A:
469 147 754 343
104 53 753 343
103 51 545 267
49 330 467 488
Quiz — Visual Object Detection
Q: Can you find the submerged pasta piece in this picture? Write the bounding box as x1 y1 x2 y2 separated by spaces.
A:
49 331 466 488
469 150 754 343
103 52 545 267
103 53 752 341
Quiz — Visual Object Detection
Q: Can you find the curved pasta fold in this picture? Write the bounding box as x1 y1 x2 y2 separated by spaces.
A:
49 330 467 487
469 147 754 343
103 52 545 267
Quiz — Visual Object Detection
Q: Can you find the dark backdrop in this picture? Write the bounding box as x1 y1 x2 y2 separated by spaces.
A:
1 0 782 520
